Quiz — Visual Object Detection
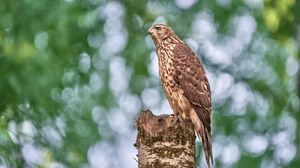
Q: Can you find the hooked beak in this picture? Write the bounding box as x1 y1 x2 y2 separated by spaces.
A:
148 27 154 34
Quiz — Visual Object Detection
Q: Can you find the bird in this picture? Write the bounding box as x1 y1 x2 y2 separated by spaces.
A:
148 24 213 168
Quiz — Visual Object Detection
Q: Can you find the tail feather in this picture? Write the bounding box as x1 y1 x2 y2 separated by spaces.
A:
190 109 213 167
197 126 213 168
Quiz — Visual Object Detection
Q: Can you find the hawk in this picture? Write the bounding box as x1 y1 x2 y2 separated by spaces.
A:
148 24 213 167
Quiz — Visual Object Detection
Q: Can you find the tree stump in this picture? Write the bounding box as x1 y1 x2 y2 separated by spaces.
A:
136 110 196 168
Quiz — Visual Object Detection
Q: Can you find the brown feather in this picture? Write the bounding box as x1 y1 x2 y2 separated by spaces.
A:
173 43 213 166
148 24 213 167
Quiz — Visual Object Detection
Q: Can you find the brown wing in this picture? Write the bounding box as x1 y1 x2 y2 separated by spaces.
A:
173 43 212 130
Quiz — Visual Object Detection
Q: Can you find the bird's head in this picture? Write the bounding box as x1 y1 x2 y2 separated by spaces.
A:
148 24 174 46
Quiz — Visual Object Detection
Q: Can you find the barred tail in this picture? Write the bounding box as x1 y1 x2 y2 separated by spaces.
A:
197 126 213 168
190 109 213 168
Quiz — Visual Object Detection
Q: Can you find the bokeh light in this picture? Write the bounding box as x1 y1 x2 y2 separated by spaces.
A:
0 0 299 168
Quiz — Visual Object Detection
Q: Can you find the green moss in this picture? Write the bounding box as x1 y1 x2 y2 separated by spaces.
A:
136 113 196 168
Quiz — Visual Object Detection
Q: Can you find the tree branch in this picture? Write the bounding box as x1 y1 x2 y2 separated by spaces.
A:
136 110 196 168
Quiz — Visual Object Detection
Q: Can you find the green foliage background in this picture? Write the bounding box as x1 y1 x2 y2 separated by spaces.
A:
0 0 299 167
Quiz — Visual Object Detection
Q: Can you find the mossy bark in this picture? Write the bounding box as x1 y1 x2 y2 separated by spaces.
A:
136 110 196 168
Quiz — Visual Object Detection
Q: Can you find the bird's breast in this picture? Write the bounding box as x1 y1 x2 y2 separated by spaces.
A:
157 50 177 87
156 47 180 105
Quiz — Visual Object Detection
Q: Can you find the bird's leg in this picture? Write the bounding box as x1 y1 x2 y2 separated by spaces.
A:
170 108 182 122
169 103 180 116
176 112 188 123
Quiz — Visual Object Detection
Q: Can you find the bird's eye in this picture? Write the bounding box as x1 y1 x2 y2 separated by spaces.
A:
156 27 162 31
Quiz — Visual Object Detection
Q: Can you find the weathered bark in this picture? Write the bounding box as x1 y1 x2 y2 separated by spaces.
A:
136 110 196 168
